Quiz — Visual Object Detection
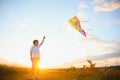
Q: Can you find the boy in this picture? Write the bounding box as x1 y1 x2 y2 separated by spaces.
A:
30 36 45 79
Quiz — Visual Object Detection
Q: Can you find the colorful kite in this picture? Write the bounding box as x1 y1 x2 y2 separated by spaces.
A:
68 16 87 37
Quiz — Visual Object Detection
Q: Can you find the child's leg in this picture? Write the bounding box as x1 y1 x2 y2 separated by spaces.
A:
37 61 40 75
32 59 35 77
32 58 40 77
36 58 40 76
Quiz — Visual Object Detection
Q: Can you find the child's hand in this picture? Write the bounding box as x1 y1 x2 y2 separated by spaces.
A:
43 36 46 39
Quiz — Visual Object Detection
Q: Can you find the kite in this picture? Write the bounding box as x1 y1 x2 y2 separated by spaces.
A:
68 16 87 37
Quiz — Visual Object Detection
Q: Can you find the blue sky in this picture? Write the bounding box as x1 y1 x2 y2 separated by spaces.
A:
0 0 120 68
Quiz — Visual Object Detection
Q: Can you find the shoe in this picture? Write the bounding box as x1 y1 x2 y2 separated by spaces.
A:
29 76 34 79
36 76 40 79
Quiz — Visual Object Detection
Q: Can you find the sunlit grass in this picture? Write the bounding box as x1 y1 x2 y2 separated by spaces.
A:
0 64 120 80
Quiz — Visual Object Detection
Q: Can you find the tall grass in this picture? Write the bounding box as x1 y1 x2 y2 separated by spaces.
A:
0 64 30 80
0 64 120 80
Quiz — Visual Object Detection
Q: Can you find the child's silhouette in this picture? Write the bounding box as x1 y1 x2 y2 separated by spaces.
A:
30 36 45 79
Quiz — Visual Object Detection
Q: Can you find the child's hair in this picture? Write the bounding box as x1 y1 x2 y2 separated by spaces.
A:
33 40 38 45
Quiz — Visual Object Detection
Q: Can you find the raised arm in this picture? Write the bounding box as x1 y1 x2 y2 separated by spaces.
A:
39 36 46 46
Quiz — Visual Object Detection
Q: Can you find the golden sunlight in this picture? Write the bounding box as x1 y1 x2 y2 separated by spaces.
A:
39 56 57 68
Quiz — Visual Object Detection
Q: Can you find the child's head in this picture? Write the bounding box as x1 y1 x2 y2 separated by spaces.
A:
33 40 39 46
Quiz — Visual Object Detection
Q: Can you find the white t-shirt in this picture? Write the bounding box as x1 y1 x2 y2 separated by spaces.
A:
30 45 41 58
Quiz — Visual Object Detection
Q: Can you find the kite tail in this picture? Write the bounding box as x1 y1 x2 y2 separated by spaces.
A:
80 29 86 37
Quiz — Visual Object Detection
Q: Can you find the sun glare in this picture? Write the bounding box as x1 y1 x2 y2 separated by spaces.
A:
39 60 56 68
39 56 56 68
39 62 50 68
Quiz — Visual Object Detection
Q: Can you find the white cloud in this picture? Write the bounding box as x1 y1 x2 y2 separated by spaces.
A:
78 2 89 10
77 12 87 19
77 2 90 21
93 0 105 4
56 57 120 68
105 18 120 25
19 18 32 28
96 57 120 67
76 2 90 28
20 22 28 28
93 0 120 12
54 37 120 68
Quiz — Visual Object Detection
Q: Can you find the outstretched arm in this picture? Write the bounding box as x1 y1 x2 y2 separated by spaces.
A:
39 36 46 46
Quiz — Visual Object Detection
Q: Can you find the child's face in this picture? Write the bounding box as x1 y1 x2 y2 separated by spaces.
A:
34 41 39 46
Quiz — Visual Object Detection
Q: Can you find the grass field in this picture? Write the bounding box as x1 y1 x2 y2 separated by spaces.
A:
0 65 120 80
